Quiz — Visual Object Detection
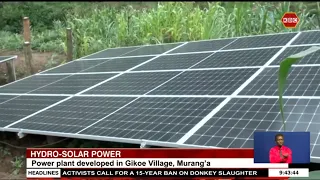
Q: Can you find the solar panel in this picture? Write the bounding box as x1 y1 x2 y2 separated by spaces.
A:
0 96 66 127
271 46 320 65
0 95 16 102
1 30 320 163
222 32 298 50
0 75 67 93
239 66 320 96
135 53 213 71
31 74 117 94
292 31 320 45
121 43 183 57
148 68 258 95
80 46 139 59
78 97 224 142
192 48 280 68
10 96 136 133
83 56 155 72
41 60 111 74
168 38 236 54
183 98 320 159
83 71 180 95
42 56 156 74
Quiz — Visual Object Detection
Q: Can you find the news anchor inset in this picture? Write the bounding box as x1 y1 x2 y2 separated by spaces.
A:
269 133 292 163
254 131 310 163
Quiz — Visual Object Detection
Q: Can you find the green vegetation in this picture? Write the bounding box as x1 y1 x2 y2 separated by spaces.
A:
0 2 319 59
0 2 73 33
11 155 24 175
278 46 320 131
0 146 11 158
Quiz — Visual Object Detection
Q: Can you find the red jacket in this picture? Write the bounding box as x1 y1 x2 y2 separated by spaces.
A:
269 145 292 163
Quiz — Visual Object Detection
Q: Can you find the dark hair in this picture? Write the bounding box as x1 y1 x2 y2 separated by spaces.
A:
275 133 284 141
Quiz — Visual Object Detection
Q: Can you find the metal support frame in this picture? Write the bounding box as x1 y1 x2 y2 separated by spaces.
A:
0 56 17 82
17 131 26 139
140 140 149 148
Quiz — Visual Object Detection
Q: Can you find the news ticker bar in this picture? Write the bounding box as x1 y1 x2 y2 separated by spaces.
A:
26 168 309 178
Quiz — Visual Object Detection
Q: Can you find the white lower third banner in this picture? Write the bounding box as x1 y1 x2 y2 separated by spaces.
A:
26 158 288 168
27 169 61 178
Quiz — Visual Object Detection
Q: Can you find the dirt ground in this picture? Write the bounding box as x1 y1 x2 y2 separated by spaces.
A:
0 50 66 178
0 50 65 85
0 134 50 179
0 172 25 179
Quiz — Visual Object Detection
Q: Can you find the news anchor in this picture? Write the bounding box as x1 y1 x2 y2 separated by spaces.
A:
269 133 292 163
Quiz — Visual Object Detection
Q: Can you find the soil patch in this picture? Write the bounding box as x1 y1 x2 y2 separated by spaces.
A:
0 50 66 85
0 133 52 179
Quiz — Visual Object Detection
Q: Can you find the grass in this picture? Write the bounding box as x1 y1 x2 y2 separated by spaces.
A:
0 2 319 59
64 2 318 58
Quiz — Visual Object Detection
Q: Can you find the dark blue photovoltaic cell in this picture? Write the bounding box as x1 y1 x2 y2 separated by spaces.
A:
0 75 68 94
0 96 66 127
122 43 182 56
239 66 320 96
168 38 236 54
291 31 320 45
193 48 280 68
80 46 139 59
183 98 320 161
9 96 136 133
79 97 224 142
41 60 111 74
0 95 16 104
149 68 258 95
83 71 180 95
83 56 154 72
271 46 320 65
30 74 117 94
135 53 212 71
223 33 297 50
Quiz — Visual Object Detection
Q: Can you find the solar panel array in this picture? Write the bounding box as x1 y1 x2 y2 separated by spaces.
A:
0 30 320 162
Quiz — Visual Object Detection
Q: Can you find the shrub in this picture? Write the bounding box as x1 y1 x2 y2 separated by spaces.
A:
0 2 73 33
